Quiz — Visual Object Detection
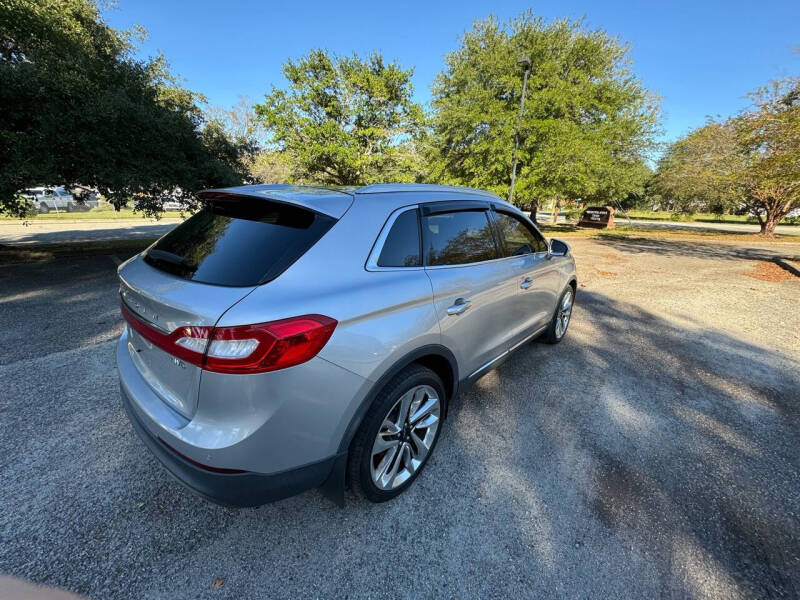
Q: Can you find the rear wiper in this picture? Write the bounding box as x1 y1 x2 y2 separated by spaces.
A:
145 249 197 273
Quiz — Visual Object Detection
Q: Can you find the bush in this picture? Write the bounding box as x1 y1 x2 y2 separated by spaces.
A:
566 208 583 222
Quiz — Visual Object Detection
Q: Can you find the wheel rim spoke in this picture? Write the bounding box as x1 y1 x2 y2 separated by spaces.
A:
402 443 413 470
372 435 400 455
409 397 438 425
383 446 402 486
381 419 400 435
409 429 428 454
374 446 398 483
395 389 414 427
413 412 439 429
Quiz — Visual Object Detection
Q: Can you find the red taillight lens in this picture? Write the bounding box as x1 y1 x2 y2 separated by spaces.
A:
121 302 337 374
204 315 337 374
121 302 211 368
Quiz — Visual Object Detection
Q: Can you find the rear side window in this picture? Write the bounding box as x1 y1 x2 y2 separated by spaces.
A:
494 212 549 255
377 209 421 267
144 200 335 286
423 210 498 266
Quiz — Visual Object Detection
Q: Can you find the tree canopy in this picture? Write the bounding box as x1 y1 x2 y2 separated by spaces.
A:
427 11 660 212
652 77 800 235
0 0 247 216
254 49 426 185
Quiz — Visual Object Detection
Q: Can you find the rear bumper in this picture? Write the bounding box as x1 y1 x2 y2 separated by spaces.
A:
121 383 340 507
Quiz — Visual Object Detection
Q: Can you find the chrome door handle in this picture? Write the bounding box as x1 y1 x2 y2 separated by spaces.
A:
520 277 533 290
446 298 471 316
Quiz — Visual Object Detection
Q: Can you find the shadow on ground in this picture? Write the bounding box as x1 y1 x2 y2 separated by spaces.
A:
594 235 800 263
462 289 800 598
0 224 176 245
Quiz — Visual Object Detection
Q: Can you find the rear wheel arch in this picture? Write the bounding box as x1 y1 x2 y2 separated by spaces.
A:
337 345 459 455
413 354 455 409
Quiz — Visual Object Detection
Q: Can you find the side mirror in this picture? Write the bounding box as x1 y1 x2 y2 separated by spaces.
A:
549 238 569 257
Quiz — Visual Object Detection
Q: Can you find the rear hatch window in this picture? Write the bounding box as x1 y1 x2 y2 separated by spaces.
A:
144 200 336 286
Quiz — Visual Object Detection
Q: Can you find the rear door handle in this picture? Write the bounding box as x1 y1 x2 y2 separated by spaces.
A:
520 277 533 290
446 298 471 316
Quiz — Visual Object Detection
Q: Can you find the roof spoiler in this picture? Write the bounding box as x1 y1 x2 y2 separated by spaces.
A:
197 187 353 219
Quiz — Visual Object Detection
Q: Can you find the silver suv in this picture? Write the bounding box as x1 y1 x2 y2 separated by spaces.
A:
117 184 577 505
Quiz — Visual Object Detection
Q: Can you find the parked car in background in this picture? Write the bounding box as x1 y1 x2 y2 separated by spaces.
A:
161 200 184 211
19 186 93 213
70 186 100 210
117 183 578 506
17 186 99 213
24 187 74 213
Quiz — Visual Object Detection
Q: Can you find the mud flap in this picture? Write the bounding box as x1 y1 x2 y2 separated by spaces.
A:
319 452 348 507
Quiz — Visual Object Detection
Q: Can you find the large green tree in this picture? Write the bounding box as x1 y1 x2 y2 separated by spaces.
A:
652 77 800 236
0 0 246 216
255 50 426 185
428 11 659 217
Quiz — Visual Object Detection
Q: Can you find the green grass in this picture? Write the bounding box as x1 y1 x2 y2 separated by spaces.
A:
537 223 800 243
623 210 798 225
0 208 186 221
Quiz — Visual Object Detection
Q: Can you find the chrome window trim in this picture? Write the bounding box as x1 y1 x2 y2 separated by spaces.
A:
422 252 546 270
365 204 424 272
366 202 550 272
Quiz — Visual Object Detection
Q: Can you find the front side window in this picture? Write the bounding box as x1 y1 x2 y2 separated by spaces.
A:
494 212 548 255
424 210 498 266
377 208 421 267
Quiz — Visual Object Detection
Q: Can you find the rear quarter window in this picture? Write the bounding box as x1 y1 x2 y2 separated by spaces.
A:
377 209 421 267
144 200 335 286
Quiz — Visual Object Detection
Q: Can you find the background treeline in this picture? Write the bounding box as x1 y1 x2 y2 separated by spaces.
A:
2 1 797 234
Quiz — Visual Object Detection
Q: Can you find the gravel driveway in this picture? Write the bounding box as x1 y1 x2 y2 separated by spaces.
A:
0 237 798 599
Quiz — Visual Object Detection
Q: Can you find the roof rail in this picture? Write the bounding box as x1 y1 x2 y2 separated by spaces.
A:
355 183 501 200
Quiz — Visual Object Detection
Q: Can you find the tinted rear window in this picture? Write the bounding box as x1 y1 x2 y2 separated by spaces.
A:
378 209 421 267
144 200 335 286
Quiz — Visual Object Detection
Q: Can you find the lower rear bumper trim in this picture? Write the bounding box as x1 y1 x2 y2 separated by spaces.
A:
120 384 341 507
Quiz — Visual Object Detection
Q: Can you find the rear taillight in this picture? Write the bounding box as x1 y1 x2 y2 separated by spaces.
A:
121 302 336 374
203 315 337 374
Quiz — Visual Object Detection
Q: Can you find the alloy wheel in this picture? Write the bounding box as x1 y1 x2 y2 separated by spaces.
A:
370 384 441 490
554 289 573 339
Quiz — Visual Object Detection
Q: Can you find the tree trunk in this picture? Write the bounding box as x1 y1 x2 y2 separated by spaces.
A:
551 198 562 224
529 201 538 223
760 212 780 236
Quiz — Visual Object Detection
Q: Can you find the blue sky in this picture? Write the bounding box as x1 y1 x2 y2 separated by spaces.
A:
102 0 799 143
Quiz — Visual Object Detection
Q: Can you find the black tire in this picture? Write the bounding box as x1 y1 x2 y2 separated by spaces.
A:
542 285 575 344
38 203 49 214
66 202 75 212
348 364 446 503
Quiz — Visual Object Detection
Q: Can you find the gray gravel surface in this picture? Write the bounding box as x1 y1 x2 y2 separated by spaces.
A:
1 238 799 599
